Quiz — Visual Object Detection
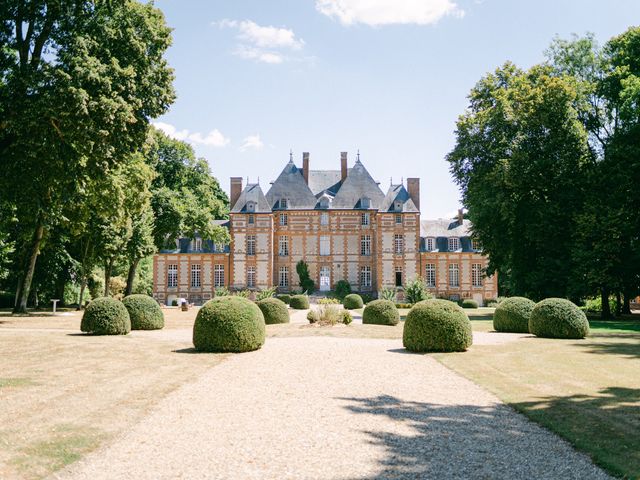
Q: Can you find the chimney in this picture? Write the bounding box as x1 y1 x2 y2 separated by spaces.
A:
230 177 243 209
407 178 420 211
340 152 348 183
302 152 309 185
457 208 464 225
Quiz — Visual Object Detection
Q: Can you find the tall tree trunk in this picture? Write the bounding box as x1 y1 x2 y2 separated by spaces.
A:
77 276 87 310
600 287 612 319
104 259 113 297
124 258 140 297
13 222 44 314
615 291 622 317
622 290 632 315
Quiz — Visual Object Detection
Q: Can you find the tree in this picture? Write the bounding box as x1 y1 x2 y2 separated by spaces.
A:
296 260 315 294
0 0 175 312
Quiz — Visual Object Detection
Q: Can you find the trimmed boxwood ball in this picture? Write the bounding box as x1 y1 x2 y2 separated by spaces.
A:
343 294 364 310
403 299 472 352
290 295 310 310
256 297 290 324
529 298 589 339
493 296 535 333
362 299 399 326
275 294 291 305
81 297 131 335
122 294 164 330
461 299 479 309
193 296 265 353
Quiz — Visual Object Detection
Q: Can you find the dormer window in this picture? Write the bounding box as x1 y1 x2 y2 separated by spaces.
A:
279 198 288 209
361 197 370 209
425 237 435 251
246 201 256 212
319 197 330 209
472 239 481 251
448 237 460 252
394 201 403 212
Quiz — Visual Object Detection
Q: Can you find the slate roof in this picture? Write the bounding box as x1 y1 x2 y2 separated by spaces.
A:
380 184 419 213
265 160 318 210
230 183 271 213
331 159 386 209
419 218 475 252
307 169 344 196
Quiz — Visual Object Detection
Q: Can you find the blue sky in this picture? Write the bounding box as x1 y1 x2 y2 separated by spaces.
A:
152 0 640 218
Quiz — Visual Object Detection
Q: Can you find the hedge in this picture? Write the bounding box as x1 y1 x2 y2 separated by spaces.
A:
529 298 589 339
362 299 399 326
290 295 310 310
193 296 265 352
122 294 164 330
256 297 290 324
343 294 364 310
493 296 535 333
81 297 131 335
403 299 472 352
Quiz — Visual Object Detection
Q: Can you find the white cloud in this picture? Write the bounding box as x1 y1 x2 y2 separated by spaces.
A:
216 19 305 64
240 134 264 152
153 122 230 147
315 0 464 26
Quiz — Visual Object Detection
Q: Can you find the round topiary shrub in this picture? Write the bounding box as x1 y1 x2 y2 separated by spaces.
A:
461 299 479 309
256 297 290 325
122 294 164 330
290 295 310 310
81 297 131 335
362 299 399 326
403 299 472 352
529 298 589 339
493 296 535 333
193 296 265 353
275 294 291 305
343 293 364 310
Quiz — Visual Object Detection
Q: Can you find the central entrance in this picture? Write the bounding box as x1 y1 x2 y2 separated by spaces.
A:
319 266 331 291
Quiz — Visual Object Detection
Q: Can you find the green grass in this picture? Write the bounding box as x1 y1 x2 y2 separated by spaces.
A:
589 320 640 333
0 377 36 388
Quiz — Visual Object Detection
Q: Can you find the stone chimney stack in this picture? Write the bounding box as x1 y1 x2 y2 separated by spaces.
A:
457 208 464 225
230 177 243 209
302 152 310 185
407 178 420 211
341 152 348 183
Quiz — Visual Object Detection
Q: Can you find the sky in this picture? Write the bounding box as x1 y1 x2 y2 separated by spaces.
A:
152 0 640 219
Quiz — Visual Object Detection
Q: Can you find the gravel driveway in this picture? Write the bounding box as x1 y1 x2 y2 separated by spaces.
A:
57 337 609 480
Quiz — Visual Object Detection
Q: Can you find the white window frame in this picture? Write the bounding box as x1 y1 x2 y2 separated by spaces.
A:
279 266 289 287
360 265 372 288
449 263 460 288
320 236 330 256
425 264 436 288
279 213 288 226
320 212 329 226
361 212 370 226
394 234 404 254
214 264 224 287
247 235 256 256
472 263 483 287
167 264 178 288
191 264 201 288
425 237 435 252
247 266 256 288
448 237 460 252
360 235 371 256
279 236 289 256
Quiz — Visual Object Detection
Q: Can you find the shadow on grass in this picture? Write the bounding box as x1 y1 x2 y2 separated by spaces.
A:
580 339 640 359
337 394 609 479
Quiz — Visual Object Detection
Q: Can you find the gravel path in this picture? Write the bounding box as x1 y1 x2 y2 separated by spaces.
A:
58 337 609 480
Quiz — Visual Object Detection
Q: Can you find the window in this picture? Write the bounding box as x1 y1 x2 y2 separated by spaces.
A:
360 266 371 287
425 264 436 288
247 266 256 288
320 236 330 256
320 212 329 225
319 196 330 209
395 214 402 224
167 264 178 288
448 237 460 252
472 263 483 287
191 238 202 252
279 198 288 209
279 213 288 226
248 214 254 225
279 236 289 256
394 234 404 254
394 201 402 212
246 235 256 256
214 264 224 287
449 263 460 287
191 264 201 288
395 267 402 287
214 243 225 253
360 235 371 256
472 239 481 251
361 197 370 209
361 212 370 226
279 266 289 287
425 237 435 252
247 201 255 212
